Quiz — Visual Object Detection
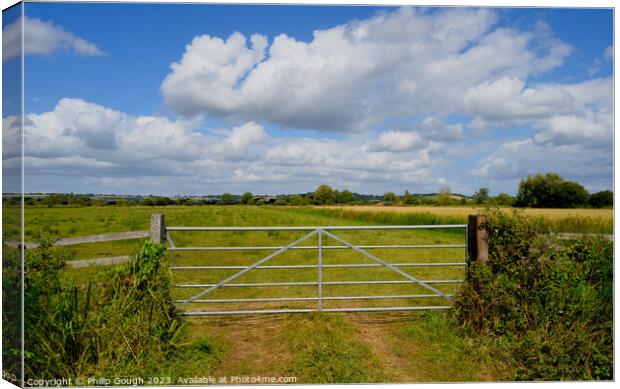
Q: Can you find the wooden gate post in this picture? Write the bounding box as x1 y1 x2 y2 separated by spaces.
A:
150 214 166 244
467 214 488 265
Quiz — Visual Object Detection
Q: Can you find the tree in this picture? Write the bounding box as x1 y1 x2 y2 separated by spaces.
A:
493 193 515 206
332 189 340 202
338 189 355 204
219 193 233 205
68 195 92 206
437 187 452 206
589 190 613 208
402 190 416 205
515 173 589 208
557 181 589 208
154 197 173 206
314 184 335 205
383 192 398 204
473 187 490 204
240 192 254 205
288 194 304 205
42 194 69 207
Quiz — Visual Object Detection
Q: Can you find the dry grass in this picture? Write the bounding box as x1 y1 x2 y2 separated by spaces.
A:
320 205 613 221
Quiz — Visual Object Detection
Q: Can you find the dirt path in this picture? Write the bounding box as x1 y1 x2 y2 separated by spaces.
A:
187 315 294 378
344 312 497 382
345 313 420 382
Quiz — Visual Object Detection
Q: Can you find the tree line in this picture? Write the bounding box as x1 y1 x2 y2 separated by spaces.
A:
6 172 612 209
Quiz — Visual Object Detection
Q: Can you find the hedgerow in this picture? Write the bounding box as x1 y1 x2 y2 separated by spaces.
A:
453 209 613 380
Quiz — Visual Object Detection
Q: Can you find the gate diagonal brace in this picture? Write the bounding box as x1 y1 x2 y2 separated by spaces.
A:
321 230 452 301
178 229 319 307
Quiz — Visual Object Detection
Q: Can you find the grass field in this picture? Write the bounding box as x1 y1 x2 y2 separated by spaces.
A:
3 204 610 382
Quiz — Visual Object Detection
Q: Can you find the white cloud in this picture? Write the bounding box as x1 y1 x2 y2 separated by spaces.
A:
532 113 611 147
161 7 570 133
462 77 576 122
462 76 612 149
25 98 208 164
21 98 453 194
223 122 268 154
470 138 612 191
162 32 266 116
374 131 425 152
3 16 104 60
416 117 464 141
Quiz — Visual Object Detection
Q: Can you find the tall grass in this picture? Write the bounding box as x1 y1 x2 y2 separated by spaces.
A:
23 240 183 379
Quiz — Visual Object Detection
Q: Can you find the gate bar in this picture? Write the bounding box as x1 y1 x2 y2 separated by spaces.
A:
171 262 466 270
175 279 462 288
176 294 456 303
179 306 452 316
168 244 466 251
167 225 466 231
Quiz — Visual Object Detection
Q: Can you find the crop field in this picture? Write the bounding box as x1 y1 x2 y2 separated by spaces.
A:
325 205 613 220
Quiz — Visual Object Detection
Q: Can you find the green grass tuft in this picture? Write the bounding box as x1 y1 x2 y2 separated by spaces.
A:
286 313 389 383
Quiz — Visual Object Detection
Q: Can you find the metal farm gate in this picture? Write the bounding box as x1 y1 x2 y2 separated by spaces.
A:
165 224 469 316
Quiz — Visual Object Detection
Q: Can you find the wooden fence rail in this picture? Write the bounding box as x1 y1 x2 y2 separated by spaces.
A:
6 230 149 249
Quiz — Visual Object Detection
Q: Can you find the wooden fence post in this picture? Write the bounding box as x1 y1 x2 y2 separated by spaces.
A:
150 214 166 244
467 214 488 265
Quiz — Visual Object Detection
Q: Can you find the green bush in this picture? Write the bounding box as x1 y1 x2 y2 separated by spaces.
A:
23 240 182 379
454 210 613 380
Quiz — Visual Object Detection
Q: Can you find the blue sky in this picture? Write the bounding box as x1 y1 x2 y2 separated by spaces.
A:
2 3 614 196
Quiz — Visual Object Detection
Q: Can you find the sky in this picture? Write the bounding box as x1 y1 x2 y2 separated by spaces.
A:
1 2 614 196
